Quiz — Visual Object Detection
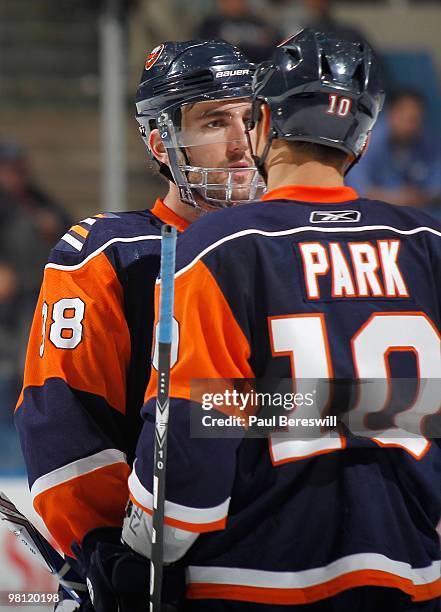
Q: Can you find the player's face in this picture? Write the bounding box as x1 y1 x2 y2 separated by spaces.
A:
388 97 424 144
179 98 258 202
0 159 28 196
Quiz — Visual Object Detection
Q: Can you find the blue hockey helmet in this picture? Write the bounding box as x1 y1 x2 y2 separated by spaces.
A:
136 39 265 208
248 28 385 176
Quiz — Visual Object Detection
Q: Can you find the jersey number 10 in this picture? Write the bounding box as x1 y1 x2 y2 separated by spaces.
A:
326 94 352 117
269 312 440 462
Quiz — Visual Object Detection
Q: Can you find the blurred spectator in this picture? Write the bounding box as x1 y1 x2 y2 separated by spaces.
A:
348 89 441 215
0 144 71 471
275 0 368 43
0 142 71 316
0 257 19 418
0 189 27 402
0 190 36 472
0 142 71 251
195 0 281 63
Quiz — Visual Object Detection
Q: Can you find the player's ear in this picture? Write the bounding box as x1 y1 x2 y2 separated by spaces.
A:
149 129 169 165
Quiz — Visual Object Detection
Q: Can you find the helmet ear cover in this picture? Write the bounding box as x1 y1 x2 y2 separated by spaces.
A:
137 114 174 182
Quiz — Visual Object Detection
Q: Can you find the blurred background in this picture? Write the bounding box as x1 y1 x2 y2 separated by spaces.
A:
0 0 441 603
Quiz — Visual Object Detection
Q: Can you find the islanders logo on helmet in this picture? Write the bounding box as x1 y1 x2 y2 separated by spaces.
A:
145 44 165 70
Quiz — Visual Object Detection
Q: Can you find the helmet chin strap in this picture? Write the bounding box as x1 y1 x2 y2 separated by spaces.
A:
158 162 175 183
344 131 371 176
157 114 201 208
343 153 361 177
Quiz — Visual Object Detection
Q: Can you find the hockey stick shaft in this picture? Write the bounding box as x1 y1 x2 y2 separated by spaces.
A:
0 491 86 604
150 224 177 611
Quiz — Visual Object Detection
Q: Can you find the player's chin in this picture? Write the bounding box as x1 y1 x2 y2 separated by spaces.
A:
231 175 257 195
230 187 255 203
203 184 251 202
197 176 257 206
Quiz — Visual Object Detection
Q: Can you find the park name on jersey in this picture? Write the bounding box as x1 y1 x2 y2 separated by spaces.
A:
299 239 408 299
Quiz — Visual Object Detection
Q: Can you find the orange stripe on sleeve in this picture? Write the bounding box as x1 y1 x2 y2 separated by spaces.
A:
18 251 130 413
70 224 89 239
145 259 254 403
33 462 130 556
128 493 227 533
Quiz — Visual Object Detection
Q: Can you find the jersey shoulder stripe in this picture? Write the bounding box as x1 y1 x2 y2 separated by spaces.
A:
51 209 162 267
58 217 101 252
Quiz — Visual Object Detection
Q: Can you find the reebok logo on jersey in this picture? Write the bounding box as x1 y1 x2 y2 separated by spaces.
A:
310 210 361 223
215 69 250 78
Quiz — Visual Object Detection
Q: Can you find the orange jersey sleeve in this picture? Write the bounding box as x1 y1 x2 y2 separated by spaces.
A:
130 259 254 535
15 247 131 556
145 259 254 403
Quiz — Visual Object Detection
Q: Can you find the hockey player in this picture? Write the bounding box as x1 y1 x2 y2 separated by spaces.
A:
14 39 263 608
121 29 441 611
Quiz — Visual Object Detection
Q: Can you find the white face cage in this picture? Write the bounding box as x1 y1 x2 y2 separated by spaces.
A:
180 164 265 208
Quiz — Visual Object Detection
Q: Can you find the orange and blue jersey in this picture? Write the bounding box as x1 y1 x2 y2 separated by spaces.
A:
14 199 189 556
131 186 441 605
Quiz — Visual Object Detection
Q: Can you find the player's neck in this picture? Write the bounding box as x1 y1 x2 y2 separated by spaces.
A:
163 182 202 224
264 143 345 191
266 160 345 191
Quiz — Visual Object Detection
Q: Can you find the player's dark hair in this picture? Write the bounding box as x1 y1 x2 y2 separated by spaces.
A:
288 141 348 171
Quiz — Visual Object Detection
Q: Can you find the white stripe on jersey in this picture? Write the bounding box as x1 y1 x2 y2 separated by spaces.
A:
188 555 441 589
31 449 127 500
129 462 230 527
122 501 199 564
166 224 441 283
61 233 83 252
82 218 97 226
46 235 161 272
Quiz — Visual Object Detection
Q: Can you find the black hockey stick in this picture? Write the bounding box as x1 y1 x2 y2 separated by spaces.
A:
0 491 87 604
150 224 178 612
